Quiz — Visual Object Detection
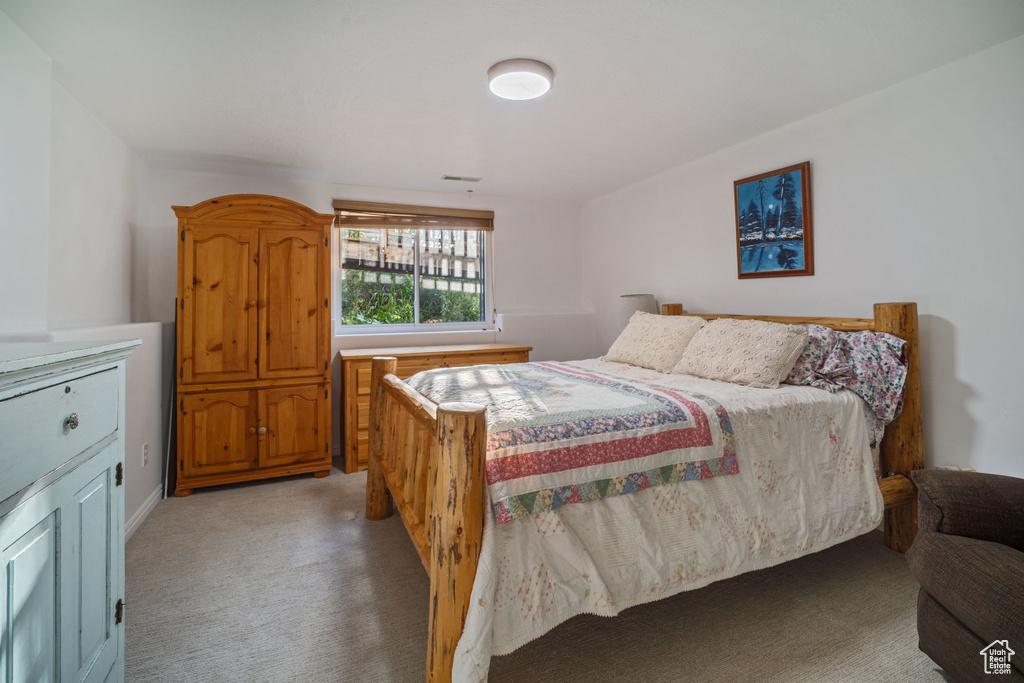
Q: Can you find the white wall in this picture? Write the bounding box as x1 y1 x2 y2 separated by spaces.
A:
48 82 139 328
1 11 141 332
1 11 160 530
583 36 1024 478
0 10 51 334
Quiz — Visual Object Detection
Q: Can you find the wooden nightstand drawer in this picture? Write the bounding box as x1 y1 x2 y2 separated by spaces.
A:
441 352 526 366
355 362 435 397
395 362 434 378
356 366 372 395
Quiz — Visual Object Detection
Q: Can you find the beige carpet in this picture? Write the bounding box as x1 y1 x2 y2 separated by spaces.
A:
126 467 950 682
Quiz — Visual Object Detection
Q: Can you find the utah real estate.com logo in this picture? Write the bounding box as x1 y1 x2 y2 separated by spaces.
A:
981 640 1015 675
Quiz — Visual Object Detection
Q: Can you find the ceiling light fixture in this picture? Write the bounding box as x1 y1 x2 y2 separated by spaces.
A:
487 59 553 100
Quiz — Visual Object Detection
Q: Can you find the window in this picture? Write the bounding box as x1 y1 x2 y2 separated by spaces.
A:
333 200 493 333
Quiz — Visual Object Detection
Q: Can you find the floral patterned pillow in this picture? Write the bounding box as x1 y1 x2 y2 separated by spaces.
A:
839 330 908 424
785 324 908 427
784 324 850 392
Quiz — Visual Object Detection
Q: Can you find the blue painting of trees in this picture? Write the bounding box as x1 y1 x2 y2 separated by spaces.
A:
737 169 805 273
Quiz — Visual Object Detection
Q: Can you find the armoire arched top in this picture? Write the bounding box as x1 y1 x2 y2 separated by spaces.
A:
172 194 335 227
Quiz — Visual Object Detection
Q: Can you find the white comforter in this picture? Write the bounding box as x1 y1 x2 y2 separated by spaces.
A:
452 359 883 681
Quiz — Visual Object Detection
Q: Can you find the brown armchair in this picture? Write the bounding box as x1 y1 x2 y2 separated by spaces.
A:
906 469 1024 682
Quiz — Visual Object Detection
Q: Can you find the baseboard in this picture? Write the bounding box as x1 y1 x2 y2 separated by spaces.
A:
126 485 163 542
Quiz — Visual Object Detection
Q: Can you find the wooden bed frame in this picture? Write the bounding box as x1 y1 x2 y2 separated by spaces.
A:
364 301 924 682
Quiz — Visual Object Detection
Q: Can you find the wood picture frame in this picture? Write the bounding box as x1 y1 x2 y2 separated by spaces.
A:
734 161 813 278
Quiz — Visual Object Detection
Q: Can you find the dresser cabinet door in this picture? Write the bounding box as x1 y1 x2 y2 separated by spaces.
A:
0 506 58 682
180 227 260 384
258 384 327 469
0 445 122 683
66 446 121 683
180 391 257 478
259 229 327 381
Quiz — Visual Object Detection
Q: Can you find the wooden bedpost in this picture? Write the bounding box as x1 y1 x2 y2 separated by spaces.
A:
661 303 684 316
366 356 397 521
874 302 924 553
427 402 487 683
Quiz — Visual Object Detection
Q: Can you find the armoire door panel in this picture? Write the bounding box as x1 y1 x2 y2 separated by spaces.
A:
259 384 325 468
182 227 259 384
181 391 256 477
259 229 325 380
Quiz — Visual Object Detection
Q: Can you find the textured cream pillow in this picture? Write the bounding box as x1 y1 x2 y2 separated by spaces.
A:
603 312 706 373
670 318 809 388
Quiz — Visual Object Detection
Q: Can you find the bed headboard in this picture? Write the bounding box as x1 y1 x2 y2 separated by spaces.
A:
662 301 923 552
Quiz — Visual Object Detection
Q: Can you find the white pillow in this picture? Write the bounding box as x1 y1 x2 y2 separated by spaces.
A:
670 318 809 389
603 312 706 373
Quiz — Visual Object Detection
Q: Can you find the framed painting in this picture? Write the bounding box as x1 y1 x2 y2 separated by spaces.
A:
734 161 813 278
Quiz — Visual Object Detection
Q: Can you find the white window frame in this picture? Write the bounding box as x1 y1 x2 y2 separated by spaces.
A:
332 205 495 336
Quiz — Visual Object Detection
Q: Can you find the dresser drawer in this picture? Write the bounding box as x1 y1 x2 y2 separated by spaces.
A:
435 352 528 366
0 369 119 502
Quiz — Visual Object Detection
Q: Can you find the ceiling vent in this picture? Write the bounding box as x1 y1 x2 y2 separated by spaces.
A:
442 175 482 182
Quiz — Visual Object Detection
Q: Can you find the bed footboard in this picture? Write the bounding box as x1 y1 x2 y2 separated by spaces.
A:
365 357 486 683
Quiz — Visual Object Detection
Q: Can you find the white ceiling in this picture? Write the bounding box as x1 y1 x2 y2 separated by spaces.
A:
4 0 1024 200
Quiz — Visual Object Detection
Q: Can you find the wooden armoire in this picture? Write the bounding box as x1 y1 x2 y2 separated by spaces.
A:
173 195 333 496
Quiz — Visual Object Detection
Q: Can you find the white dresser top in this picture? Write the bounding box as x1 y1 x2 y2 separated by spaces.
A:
1 339 139 507
0 340 140 401
0 340 140 375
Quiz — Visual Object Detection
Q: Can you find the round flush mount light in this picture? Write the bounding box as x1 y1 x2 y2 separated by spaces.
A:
487 59 553 100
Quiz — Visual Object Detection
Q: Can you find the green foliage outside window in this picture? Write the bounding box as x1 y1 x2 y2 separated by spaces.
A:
341 271 482 325
340 271 414 325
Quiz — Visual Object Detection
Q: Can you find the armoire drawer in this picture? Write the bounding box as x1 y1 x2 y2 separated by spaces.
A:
0 369 118 502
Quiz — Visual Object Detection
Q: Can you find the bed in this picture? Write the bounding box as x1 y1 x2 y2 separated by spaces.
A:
364 302 923 682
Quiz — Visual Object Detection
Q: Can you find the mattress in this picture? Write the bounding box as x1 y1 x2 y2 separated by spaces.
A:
408 358 884 680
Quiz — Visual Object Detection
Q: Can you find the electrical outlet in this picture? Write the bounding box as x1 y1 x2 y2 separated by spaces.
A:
142 442 149 467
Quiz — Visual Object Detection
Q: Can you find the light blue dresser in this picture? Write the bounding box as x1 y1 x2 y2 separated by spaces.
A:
0 340 138 683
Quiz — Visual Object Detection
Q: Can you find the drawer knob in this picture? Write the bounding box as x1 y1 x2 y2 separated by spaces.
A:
66 413 80 430
258 427 268 435
248 427 256 435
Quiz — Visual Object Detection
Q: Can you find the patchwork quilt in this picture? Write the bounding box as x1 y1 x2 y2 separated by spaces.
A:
407 361 739 525
407 359 883 681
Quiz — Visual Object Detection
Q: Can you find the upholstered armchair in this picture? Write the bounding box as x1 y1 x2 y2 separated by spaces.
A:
906 469 1024 682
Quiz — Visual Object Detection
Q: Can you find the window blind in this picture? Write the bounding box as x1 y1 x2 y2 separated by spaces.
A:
332 199 494 230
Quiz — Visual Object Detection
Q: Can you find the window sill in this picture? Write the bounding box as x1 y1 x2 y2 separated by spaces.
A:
333 327 501 350
334 326 498 338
